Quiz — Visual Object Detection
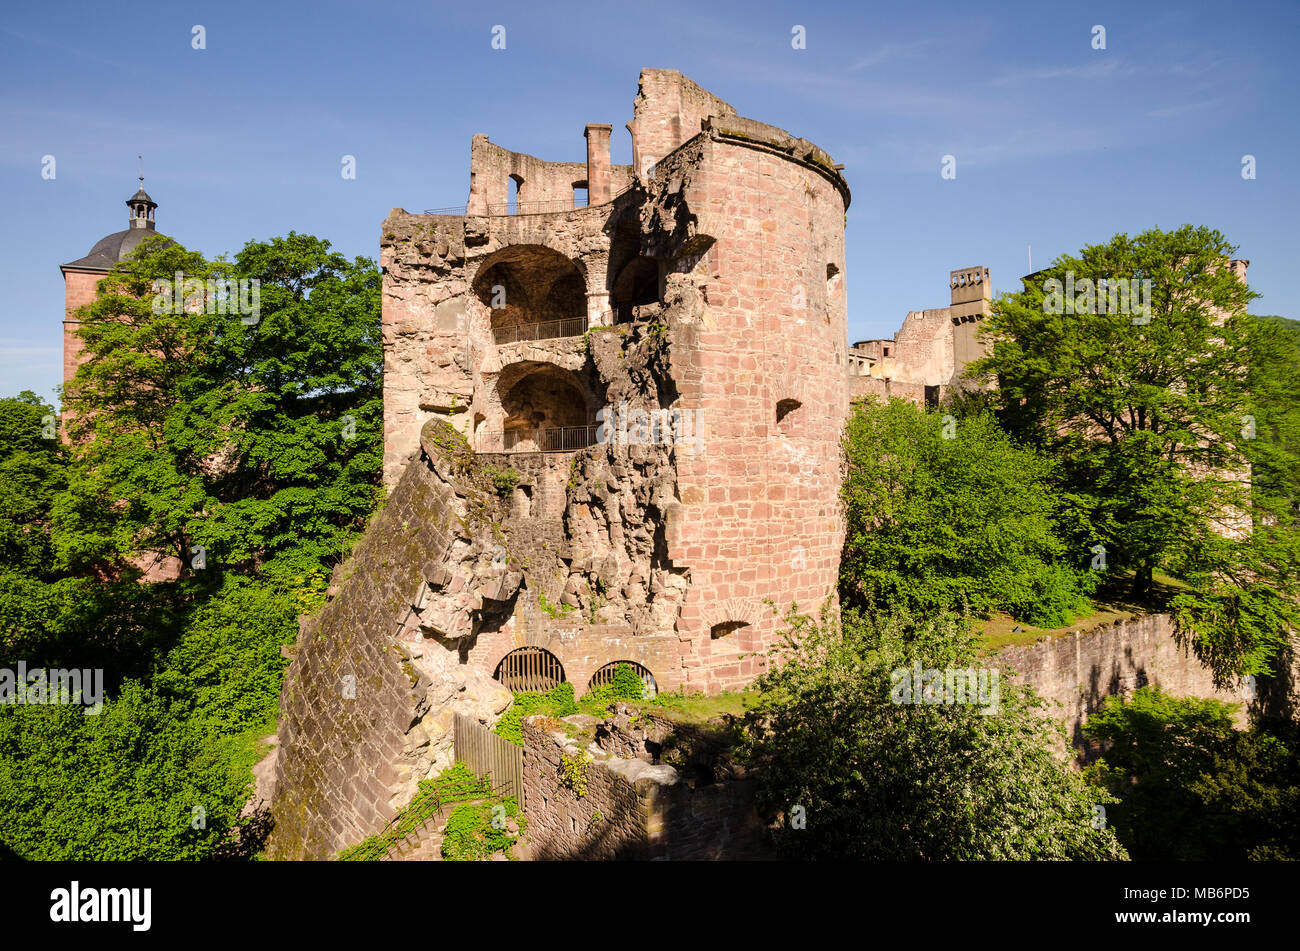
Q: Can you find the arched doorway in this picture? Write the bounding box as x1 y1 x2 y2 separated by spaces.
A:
473 245 587 344
494 646 566 692
491 361 594 452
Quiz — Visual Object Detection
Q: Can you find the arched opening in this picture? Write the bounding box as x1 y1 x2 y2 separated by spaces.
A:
587 661 658 699
487 361 594 452
611 256 661 323
776 399 802 436
474 245 588 344
572 180 588 208
507 174 522 215
710 620 750 639
494 646 566 692
826 262 842 304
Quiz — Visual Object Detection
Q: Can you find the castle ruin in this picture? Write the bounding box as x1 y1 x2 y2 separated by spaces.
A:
268 68 852 857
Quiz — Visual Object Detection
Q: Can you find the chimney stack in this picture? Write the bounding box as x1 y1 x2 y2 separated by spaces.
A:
585 123 612 205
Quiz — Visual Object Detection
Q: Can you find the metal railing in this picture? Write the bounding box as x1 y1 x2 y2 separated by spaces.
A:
477 424 599 453
423 184 635 217
493 316 588 345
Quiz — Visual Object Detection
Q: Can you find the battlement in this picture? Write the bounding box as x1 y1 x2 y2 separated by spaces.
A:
949 265 991 323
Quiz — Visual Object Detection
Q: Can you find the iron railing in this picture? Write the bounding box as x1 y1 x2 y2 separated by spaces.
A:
423 184 635 217
492 316 588 345
477 424 599 453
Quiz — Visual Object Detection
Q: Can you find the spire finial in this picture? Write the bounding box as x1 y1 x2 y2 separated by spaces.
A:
138 154 143 188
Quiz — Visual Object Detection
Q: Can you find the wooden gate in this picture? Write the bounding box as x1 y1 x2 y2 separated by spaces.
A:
454 713 525 808
493 646 566 692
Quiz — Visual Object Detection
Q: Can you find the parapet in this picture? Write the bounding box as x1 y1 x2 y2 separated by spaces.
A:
950 266 991 323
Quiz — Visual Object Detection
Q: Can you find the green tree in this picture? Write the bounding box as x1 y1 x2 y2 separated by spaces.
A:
54 232 382 583
0 391 65 577
972 226 1300 678
741 606 1126 860
1084 687 1300 860
0 230 380 860
842 397 1092 626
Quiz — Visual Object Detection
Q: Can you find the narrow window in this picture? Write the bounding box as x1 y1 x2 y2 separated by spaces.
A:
776 399 802 435
507 174 522 215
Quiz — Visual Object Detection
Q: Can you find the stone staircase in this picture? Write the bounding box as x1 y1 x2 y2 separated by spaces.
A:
380 804 453 861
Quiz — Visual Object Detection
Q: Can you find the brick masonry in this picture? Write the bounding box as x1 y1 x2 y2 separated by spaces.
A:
520 715 773 860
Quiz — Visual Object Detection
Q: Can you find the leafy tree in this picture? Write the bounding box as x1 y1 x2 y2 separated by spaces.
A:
0 230 380 860
741 605 1126 860
1084 687 1300 860
842 397 1092 626
0 392 65 577
0 574 299 860
54 232 382 583
972 226 1300 678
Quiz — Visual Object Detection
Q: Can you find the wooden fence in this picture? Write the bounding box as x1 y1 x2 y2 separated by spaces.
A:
454 713 525 808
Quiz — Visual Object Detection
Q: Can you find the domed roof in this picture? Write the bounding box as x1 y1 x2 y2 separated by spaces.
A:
63 227 172 272
61 179 173 272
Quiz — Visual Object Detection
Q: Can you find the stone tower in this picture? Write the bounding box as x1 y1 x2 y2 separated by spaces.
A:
60 179 166 408
377 68 850 695
267 69 851 857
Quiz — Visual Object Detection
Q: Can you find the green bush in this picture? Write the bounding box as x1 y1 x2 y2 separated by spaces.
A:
1084 687 1300 860
841 398 1092 624
493 681 578 746
578 663 646 714
440 796 524 861
741 605 1127 860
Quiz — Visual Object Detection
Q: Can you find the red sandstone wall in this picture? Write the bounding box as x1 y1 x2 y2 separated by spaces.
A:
627 68 736 178
664 129 849 692
850 376 926 406
61 268 103 427
997 613 1249 748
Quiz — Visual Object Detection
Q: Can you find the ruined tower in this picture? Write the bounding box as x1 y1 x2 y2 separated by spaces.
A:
268 69 851 858
377 67 850 696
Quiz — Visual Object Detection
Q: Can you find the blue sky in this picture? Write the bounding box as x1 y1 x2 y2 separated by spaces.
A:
2 0 1297 403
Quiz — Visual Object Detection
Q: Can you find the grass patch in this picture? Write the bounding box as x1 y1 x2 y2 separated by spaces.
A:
441 796 526 861
628 690 757 725
976 570 1192 652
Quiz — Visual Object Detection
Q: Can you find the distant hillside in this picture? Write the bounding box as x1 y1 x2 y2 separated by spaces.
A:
1257 314 1300 355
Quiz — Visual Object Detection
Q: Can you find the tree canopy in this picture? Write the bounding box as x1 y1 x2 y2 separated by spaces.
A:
972 225 1300 680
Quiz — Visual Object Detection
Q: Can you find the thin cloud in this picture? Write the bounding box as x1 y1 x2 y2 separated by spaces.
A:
1147 97 1226 118
989 59 1138 86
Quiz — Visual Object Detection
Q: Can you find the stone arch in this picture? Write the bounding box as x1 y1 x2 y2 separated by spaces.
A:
588 660 658 698
472 244 588 343
702 598 762 637
492 360 593 451
494 646 566 692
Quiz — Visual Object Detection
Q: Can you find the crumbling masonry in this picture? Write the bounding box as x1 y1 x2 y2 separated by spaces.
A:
267 69 851 858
